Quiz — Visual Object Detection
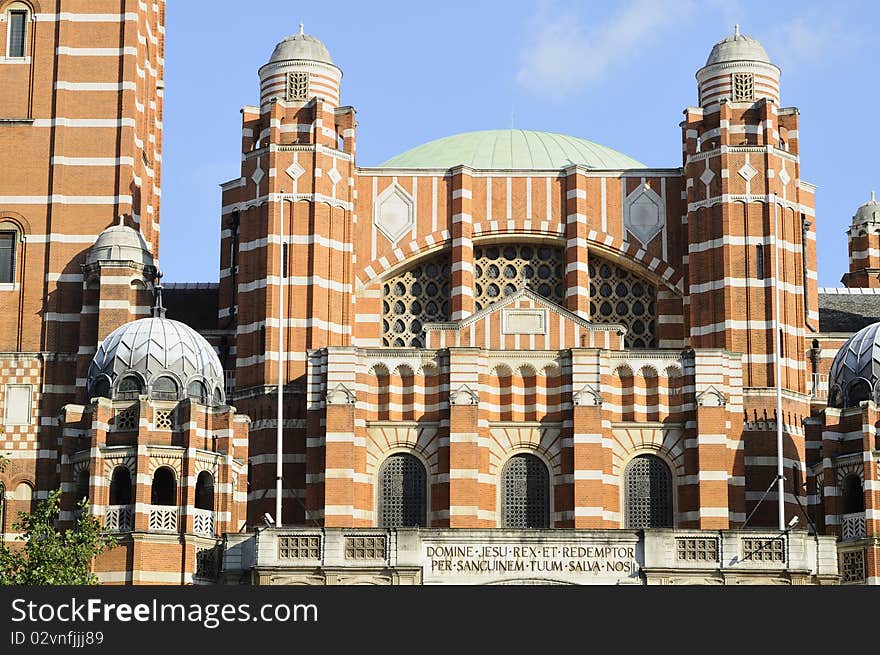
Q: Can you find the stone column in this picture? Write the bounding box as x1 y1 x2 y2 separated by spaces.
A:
447 348 486 527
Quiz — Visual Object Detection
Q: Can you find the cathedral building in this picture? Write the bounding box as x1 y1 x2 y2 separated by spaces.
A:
0 4 876 585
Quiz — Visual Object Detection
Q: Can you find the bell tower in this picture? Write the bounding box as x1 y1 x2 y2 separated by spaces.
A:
681 27 818 526
217 26 357 525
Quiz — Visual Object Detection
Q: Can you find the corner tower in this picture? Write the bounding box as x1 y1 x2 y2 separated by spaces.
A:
218 27 357 525
843 193 880 288
682 28 818 526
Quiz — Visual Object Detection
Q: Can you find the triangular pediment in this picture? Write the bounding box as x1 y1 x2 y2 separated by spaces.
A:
423 288 626 350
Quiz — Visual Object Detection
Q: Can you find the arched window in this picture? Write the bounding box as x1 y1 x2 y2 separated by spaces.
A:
212 387 223 406
13 481 33 514
378 454 427 528
90 377 111 400
152 376 178 400
117 375 144 398
195 471 214 511
151 467 176 506
847 379 872 406
75 469 89 506
187 380 208 404
5 3 29 59
589 258 657 349
501 454 550 529
109 466 132 505
625 454 673 529
843 474 864 515
0 222 20 284
381 253 451 347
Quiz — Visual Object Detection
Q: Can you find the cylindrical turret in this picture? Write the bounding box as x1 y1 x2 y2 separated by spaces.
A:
258 24 342 110
696 25 780 107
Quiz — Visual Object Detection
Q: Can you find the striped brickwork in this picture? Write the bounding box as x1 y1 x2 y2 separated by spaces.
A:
0 1 165 531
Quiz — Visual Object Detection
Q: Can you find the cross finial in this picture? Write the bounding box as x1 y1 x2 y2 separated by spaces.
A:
873 190 876 202
734 23 740 38
299 22 304 36
151 269 166 318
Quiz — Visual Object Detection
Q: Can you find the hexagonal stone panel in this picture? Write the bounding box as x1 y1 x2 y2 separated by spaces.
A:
374 183 414 245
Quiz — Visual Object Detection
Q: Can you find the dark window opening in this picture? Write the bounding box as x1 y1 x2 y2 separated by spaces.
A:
187 380 208 404
152 376 178 400
8 10 27 58
501 454 550 529
378 454 427 528
151 467 176 506
755 244 764 279
843 475 864 514
0 232 16 284
195 471 214 511
625 454 673 528
109 467 132 505
75 470 90 505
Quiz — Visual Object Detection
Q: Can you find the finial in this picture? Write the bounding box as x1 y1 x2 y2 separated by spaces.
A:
118 214 124 226
299 22 304 36
872 190 876 202
152 269 166 318
734 23 740 38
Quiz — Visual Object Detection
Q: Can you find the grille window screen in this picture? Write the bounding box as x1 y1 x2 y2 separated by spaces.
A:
625 454 673 528
589 259 657 348
732 73 755 102
286 72 309 101
8 11 27 58
473 244 564 311
382 254 451 347
0 232 15 283
378 454 427 528
501 454 550 528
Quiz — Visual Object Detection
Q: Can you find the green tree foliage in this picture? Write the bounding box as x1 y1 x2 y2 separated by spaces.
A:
0 489 117 585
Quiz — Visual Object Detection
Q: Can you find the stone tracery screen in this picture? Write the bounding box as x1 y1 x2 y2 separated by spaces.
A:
473 244 565 311
382 254 451 347
380 245 658 349
589 259 657 349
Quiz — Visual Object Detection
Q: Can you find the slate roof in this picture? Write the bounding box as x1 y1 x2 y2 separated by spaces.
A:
818 291 880 333
163 283 220 331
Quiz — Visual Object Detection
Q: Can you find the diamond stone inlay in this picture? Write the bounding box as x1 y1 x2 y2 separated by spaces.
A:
286 161 305 180
327 167 342 186
738 162 758 181
251 167 264 186
700 167 715 186
778 167 790 187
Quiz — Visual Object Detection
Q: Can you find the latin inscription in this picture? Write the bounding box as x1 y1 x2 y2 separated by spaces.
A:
425 544 637 576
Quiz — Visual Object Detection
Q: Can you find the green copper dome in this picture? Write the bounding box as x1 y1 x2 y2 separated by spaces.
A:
379 129 646 170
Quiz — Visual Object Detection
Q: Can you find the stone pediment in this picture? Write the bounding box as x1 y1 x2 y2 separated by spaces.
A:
423 288 626 351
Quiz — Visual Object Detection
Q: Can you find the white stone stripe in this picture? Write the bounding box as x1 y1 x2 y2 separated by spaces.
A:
32 118 136 128
51 156 135 166
0 195 131 205
56 46 138 56
35 13 139 22
55 81 136 91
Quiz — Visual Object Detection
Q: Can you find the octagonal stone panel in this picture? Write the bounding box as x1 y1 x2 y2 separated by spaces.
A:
624 183 664 246
374 183 415 245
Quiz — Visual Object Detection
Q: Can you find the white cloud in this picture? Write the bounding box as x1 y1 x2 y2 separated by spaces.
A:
766 10 859 72
516 0 695 99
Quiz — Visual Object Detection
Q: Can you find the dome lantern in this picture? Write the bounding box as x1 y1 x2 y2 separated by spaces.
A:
696 26 780 108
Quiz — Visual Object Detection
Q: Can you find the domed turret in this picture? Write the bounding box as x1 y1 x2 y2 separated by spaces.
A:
87 317 226 406
85 224 153 267
696 25 780 108
258 24 341 109
828 322 880 407
852 192 880 228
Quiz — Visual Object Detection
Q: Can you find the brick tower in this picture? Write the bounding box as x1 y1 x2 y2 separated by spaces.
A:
218 26 356 525
0 1 165 532
682 26 818 526
843 193 880 288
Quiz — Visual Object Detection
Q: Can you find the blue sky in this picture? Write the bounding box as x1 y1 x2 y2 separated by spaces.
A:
160 0 878 287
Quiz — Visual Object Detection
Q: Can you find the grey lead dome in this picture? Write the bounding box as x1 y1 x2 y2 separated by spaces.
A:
828 321 880 408
705 30 771 66
87 317 226 406
267 29 333 65
86 224 154 267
